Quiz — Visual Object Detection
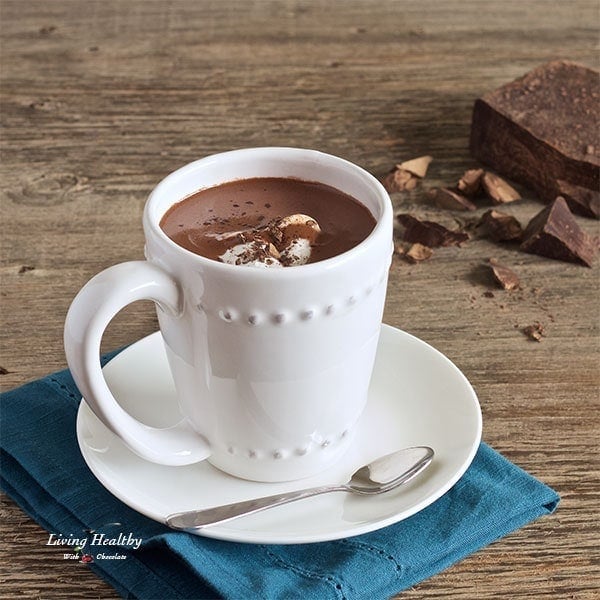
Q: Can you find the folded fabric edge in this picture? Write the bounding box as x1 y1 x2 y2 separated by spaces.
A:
380 451 560 596
0 451 186 600
396 493 559 594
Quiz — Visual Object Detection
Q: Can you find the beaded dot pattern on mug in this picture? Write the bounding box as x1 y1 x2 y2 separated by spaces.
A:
200 268 388 326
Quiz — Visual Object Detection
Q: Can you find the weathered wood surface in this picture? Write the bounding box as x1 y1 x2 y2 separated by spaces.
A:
1 1 598 598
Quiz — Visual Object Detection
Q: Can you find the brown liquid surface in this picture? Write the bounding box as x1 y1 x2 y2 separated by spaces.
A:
160 177 376 264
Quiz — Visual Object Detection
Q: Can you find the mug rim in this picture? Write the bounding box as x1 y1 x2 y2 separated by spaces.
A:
143 147 393 277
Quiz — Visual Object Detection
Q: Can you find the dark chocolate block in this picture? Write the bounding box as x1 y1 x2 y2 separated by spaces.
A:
470 60 599 218
520 197 596 267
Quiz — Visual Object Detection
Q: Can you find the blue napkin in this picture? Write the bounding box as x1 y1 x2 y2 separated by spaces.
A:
1 353 559 600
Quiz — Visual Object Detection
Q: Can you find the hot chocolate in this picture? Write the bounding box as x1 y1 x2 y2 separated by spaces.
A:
159 177 376 266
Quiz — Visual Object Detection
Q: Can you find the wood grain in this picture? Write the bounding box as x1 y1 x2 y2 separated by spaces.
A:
1 1 599 598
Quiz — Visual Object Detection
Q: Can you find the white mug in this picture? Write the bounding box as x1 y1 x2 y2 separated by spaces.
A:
64 148 393 482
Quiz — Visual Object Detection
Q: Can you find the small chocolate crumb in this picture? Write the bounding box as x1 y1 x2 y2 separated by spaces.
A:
429 187 477 211
488 258 520 290
0 366 9 375
397 213 469 247
522 322 545 342
481 172 521 204
18 265 35 274
483 290 495 298
478 209 523 242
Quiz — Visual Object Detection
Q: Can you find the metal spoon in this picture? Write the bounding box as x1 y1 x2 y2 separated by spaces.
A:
166 445 434 530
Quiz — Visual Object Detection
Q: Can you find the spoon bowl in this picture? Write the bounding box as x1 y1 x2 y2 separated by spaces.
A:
347 446 435 494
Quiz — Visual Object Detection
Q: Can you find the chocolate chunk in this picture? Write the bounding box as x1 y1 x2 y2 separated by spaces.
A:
470 60 599 218
397 213 469 247
457 168 484 196
520 196 596 267
555 179 600 219
382 156 433 193
405 243 433 263
481 172 521 204
429 187 477 211
488 258 520 290
398 155 433 178
478 209 523 241
382 168 418 192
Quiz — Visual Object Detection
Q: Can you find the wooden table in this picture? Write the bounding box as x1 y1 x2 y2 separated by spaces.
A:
1 1 598 597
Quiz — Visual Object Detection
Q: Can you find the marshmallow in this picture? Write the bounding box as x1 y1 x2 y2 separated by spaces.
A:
273 214 321 245
218 213 321 268
279 237 312 266
219 240 282 268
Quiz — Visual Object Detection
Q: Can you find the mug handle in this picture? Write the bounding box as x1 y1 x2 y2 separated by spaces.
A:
64 261 211 466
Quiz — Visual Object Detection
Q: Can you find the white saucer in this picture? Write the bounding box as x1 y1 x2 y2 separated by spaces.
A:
77 324 481 545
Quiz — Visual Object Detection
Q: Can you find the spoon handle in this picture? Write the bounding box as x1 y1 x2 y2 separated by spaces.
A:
166 485 345 530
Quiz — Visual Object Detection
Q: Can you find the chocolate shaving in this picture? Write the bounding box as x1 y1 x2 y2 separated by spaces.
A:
488 258 520 290
481 172 521 204
266 222 284 245
478 209 523 242
520 196 596 267
429 187 477 211
397 213 469 247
